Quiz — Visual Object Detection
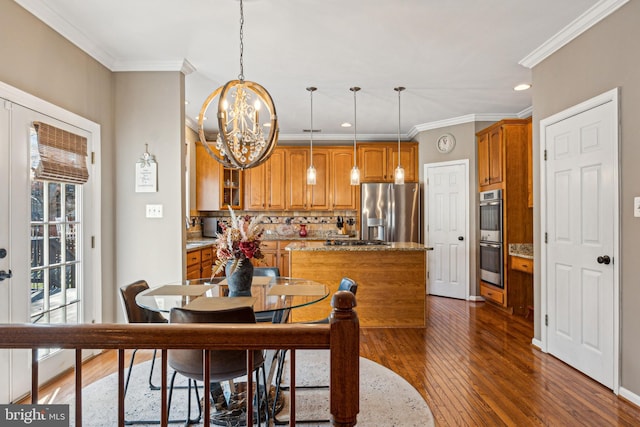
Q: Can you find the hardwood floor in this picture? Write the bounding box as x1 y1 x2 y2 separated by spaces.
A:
25 296 640 426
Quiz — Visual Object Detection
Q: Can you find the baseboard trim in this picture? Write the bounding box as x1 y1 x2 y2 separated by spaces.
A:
619 387 640 408
531 338 543 350
468 295 485 302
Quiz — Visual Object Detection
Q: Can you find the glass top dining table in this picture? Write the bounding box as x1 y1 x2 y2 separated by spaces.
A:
135 276 330 318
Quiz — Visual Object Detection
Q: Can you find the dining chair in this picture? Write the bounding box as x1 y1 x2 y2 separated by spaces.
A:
167 306 268 426
253 266 287 323
272 277 358 424
119 280 168 394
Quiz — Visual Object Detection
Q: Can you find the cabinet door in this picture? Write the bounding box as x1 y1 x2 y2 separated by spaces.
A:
488 127 503 185
527 119 533 207
286 149 309 210
359 145 388 182
195 142 221 210
308 149 330 210
477 132 490 188
388 143 418 183
330 148 357 209
266 149 287 210
245 162 267 210
220 168 243 209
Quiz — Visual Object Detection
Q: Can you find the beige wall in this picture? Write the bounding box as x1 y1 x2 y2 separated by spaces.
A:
416 121 490 297
532 0 640 396
114 72 186 302
0 2 187 323
0 1 117 321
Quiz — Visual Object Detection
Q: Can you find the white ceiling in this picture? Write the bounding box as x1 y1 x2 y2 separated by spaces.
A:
16 0 623 141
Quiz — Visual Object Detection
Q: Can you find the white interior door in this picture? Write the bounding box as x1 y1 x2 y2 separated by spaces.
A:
425 160 468 299
543 92 618 389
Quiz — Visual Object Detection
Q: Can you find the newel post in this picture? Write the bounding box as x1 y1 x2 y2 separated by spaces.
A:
329 290 359 427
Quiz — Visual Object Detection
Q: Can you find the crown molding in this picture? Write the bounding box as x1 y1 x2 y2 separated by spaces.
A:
407 113 517 138
519 0 629 69
518 106 533 118
111 59 194 73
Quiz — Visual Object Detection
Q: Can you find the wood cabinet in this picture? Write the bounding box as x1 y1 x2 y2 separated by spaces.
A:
285 148 309 210
357 142 418 183
330 148 358 210
186 245 214 280
244 149 286 210
283 147 342 211
308 149 330 210
195 142 243 210
477 119 533 316
527 117 533 207
250 240 295 277
477 128 504 189
510 256 533 274
195 142 221 211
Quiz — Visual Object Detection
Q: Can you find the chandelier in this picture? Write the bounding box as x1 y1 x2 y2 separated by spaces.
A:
198 0 278 170
306 87 317 185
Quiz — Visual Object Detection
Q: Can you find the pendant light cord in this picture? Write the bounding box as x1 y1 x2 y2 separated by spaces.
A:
310 88 314 163
352 88 358 166
397 89 401 168
238 0 245 81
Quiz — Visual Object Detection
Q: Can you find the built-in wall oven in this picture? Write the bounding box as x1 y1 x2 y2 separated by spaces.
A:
479 190 503 288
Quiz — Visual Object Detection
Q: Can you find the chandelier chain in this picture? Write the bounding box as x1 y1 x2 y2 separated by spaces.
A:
238 0 245 81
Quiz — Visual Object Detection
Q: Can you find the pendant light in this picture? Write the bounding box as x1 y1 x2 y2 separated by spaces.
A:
394 86 406 185
350 87 361 186
306 87 317 185
197 0 278 170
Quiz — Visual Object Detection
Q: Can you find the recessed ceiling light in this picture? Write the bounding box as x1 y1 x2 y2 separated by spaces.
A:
185 100 189 105
263 123 271 127
341 122 352 128
514 83 532 91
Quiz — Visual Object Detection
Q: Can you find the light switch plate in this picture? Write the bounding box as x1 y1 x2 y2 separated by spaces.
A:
635 197 640 218
146 204 163 218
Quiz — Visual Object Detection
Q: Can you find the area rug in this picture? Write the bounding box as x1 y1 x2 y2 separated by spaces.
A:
72 350 433 426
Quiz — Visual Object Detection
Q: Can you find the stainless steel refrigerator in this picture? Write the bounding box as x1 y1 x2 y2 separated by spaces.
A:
360 182 420 242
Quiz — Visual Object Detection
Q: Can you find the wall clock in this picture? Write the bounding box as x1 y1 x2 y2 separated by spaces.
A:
436 133 456 154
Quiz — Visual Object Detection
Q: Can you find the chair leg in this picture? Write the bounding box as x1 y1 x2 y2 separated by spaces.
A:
124 348 138 396
167 371 202 426
148 349 161 390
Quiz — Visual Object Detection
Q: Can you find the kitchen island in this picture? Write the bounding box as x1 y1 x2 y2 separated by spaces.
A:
285 241 429 327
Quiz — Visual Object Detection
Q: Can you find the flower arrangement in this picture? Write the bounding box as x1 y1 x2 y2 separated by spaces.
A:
212 207 265 277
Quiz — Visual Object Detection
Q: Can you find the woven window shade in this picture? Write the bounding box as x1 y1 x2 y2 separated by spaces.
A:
32 121 89 184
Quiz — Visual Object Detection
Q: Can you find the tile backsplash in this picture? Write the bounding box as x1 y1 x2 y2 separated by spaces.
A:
188 210 359 239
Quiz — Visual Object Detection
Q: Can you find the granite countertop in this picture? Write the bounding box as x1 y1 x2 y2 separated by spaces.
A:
186 235 358 250
509 243 534 259
285 241 432 252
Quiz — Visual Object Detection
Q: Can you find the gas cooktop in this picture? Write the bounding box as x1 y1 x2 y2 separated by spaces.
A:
323 239 390 246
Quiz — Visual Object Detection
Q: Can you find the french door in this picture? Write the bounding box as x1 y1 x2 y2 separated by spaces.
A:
0 84 101 402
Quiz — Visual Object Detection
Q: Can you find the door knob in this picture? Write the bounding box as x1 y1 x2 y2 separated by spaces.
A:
0 269 12 281
597 255 611 265
458 236 464 241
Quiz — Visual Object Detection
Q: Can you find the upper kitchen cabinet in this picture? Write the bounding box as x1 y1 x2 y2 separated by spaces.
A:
286 148 310 210
195 142 220 211
195 142 243 210
244 148 286 210
330 148 357 210
308 149 330 210
527 117 533 207
477 120 529 191
357 142 418 183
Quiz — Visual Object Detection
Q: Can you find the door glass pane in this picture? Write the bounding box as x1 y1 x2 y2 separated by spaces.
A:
30 177 83 360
